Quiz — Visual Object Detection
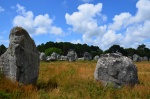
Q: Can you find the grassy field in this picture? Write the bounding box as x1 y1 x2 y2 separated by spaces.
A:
0 61 150 99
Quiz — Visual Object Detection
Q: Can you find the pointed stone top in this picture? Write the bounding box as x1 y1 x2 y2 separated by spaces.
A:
9 26 30 39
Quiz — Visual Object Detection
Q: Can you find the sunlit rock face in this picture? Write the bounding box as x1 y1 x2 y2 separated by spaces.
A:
67 49 78 62
0 26 40 84
94 53 139 88
40 52 46 61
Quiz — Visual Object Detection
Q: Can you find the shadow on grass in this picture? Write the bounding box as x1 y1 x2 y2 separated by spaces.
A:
36 78 58 92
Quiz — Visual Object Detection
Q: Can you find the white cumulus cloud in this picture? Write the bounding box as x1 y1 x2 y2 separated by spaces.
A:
65 3 105 44
108 12 132 31
13 4 63 36
65 0 150 50
71 39 82 44
0 6 5 12
135 0 150 22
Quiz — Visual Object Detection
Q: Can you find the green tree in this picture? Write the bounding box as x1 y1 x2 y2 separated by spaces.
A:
45 47 63 56
125 48 136 56
37 43 45 52
37 41 103 57
90 45 103 58
104 45 127 56
136 44 147 57
0 44 7 56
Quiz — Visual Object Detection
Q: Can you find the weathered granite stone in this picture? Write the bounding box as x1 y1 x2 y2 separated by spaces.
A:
83 52 92 61
94 53 139 88
77 57 84 61
40 52 46 61
57 54 61 60
0 27 40 84
93 55 100 60
143 56 148 61
128 56 132 60
133 54 141 62
67 49 78 62
46 56 51 61
60 55 68 61
46 52 58 62
50 52 58 61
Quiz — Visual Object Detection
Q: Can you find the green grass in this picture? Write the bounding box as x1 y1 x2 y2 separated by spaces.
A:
0 61 150 99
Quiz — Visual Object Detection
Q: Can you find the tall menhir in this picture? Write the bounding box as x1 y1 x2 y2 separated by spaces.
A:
0 26 40 84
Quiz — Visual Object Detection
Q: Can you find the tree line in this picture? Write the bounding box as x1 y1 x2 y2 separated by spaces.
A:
37 41 103 58
37 42 150 58
104 44 150 58
0 42 150 59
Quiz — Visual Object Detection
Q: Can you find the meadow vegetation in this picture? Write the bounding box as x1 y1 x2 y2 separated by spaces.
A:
0 61 150 99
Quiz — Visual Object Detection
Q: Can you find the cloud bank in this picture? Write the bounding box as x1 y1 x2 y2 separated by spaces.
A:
65 0 150 50
13 4 63 36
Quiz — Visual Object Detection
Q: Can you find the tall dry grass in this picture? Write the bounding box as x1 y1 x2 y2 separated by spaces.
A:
0 60 150 99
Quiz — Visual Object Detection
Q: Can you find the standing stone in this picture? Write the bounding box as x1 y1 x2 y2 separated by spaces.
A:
50 52 58 61
57 54 61 60
0 27 40 84
60 55 68 61
133 54 141 62
67 49 78 62
78 57 84 61
40 52 46 61
83 52 92 61
93 55 100 60
46 56 51 62
94 53 139 88
143 56 148 61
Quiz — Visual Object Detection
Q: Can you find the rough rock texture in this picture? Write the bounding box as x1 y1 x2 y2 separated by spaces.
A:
46 56 51 61
83 52 92 61
133 54 141 62
57 54 61 60
50 52 58 61
67 49 78 62
143 56 148 61
40 52 46 61
93 55 100 60
60 55 68 61
0 27 40 84
46 52 58 62
128 56 132 60
78 57 84 61
94 53 139 88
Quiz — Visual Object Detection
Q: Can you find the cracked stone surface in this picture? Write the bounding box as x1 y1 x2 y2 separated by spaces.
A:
94 53 139 88
0 26 40 84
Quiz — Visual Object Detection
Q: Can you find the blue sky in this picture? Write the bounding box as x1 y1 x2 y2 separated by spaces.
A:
0 0 150 50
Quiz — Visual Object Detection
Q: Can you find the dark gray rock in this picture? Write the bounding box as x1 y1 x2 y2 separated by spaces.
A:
0 27 40 84
133 54 141 62
94 53 139 88
40 52 46 61
83 52 92 61
67 49 78 62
